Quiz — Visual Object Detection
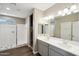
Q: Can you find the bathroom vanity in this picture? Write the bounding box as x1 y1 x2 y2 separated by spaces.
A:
37 12 79 56
37 36 79 56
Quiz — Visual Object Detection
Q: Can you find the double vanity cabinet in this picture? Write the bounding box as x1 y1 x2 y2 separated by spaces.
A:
37 37 76 56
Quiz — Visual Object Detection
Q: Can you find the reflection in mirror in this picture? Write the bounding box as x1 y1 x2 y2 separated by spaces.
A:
38 24 43 34
50 19 55 24
38 24 48 35
50 19 55 37
43 24 48 34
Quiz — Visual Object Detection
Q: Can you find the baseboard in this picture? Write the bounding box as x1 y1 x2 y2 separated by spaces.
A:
27 45 33 50
16 44 28 48
27 45 38 54
33 50 38 54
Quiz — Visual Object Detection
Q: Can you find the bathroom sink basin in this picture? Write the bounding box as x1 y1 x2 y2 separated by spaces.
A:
49 38 63 44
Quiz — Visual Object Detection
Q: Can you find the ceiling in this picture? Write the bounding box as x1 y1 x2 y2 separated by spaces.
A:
0 3 55 18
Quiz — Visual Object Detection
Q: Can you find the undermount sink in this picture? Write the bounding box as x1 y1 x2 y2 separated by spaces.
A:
49 39 65 45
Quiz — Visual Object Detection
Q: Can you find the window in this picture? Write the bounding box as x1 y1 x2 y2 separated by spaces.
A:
0 17 16 25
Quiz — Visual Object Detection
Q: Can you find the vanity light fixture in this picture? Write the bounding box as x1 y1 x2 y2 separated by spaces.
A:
57 5 77 16
64 8 69 14
70 5 77 12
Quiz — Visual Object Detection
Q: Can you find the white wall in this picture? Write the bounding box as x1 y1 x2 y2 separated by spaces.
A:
33 8 44 53
25 17 30 47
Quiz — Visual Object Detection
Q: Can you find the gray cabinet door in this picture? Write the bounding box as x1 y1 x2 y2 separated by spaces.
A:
42 45 48 56
38 41 43 55
38 40 48 56
49 49 62 56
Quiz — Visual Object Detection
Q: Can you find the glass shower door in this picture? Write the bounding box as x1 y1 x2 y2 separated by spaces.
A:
0 17 16 51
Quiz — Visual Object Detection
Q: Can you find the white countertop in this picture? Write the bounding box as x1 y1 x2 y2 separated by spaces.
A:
37 36 79 56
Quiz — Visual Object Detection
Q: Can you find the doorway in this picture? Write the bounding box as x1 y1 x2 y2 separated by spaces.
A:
29 14 33 48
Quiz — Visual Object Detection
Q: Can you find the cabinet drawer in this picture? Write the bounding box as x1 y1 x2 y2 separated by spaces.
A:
49 45 75 56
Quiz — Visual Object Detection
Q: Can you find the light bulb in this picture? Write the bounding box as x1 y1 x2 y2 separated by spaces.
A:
70 5 77 12
67 11 71 15
64 8 69 14
73 9 79 13
58 11 62 15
